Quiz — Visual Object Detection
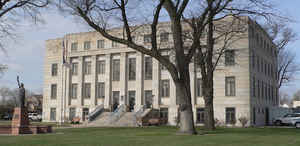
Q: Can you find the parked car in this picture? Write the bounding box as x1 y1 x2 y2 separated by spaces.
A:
273 113 300 127
3 114 12 120
28 113 42 121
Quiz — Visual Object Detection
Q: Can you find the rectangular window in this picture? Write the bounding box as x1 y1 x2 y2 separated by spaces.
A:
96 60 106 74
161 80 170 97
144 57 152 80
252 77 256 97
225 77 235 96
225 107 236 124
112 59 120 81
51 84 57 99
83 83 91 99
83 61 91 75
51 64 58 76
144 34 151 43
160 55 169 70
71 83 78 99
69 108 76 121
97 40 105 49
252 52 255 68
84 41 91 50
196 78 202 97
96 82 105 98
50 108 56 121
71 63 78 75
257 80 260 98
144 90 153 108
112 41 119 48
71 42 78 52
225 50 235 66
160 32 169 42
196 108 205 123
160 108 168 120
128 58 136 80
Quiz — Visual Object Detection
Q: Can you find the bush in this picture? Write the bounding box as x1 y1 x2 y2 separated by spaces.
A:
238 117 249 128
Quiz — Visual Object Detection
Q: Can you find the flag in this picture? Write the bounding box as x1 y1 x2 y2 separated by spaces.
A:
62 39 71 68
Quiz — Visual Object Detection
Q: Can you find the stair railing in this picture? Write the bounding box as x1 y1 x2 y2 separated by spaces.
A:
109 104 126 123
88 104 104 122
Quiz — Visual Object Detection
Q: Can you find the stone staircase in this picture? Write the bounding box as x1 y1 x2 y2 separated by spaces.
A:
87 112 138 127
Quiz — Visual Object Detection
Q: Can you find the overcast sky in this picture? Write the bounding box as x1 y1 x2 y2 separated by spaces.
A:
0 2 300 96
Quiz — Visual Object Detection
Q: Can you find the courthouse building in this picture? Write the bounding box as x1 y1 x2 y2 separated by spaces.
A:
43 17 279 126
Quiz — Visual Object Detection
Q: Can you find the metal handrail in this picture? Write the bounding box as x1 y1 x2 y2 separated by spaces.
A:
88 104 104 122
109 104 126 123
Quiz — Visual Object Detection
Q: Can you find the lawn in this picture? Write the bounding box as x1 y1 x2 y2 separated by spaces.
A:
0 126 299 146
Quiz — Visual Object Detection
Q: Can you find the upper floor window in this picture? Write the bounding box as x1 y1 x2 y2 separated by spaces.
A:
51 84 57 99
225 107 236 124
144 34 151 43
71 63 78 75
128 58 136 80
71 42 78 52
161 80 170 97
144 57 152 80
160 32 169 42
225 50 235 66
225 76 236 96
196 78 203 97
112 41 119 48
83 61 91 75
96 60 106 74
160 55 169 70
83 83 91 99
112 59 120 81
71 83 78 99
97 40 105 49
96 82 105 98
84 41 91 50
51 63 58 76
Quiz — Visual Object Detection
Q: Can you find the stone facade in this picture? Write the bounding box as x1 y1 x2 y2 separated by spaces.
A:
43 17 278 126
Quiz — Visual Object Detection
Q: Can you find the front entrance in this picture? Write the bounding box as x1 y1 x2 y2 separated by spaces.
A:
253 107 256 125
265 107 269 125
112 91 120 112
128 91 136 112
145 90 153 108
82 108 89 121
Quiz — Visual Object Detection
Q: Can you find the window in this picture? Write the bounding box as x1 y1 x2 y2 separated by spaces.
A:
144 90 153 108
83 83 91 98
51 64 58 76
128 91 136 110
252 52 255 68
196 108 205 123
196 78 202 97
71 63 78 75
71 84 78 99
112 59 120 81
144 34 151 43
160 32 169 42
161 80 170 97
69 108 76 121
83 61 91 75
160 55 169 70
160 108 168 120
96 60 105 74
257 80 260 98
144 57 152 80
51 84 57 99
97 40 105 49
225 77 235 96
50 108 56 121
71 42 78 52
96 82 105 98
128 58 136 80
225 107 236 124
225 50 235 66
82 108 89 121
84 41 91 50
112 41 119 48
257 57 260 72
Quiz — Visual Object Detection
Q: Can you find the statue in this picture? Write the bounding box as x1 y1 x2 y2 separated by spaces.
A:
17 76 26 108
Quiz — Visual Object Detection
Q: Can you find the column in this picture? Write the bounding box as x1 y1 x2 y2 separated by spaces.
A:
120 53 127 105
135 53 144 111
152 58 160 109
78 56 83 106
104 54 111 109
91 55 97 106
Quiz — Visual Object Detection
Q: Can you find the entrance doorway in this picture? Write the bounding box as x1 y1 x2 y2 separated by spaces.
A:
112 91 120 112
128 91 136 112
145 90 153 108
265 107 269 125
82 108 89 121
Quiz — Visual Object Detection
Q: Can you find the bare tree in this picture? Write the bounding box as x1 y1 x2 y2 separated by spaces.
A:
263 22 299 88
59 0 284 133
0 63 7 78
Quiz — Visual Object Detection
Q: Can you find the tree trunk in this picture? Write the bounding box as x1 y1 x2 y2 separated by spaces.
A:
176 79 197 135
203 76 216 131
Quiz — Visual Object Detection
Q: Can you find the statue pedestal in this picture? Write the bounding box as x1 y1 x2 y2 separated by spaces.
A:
11 107 31 135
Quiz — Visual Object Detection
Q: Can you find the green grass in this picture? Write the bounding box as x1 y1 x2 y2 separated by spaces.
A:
0 120 71 127
0 126 300 146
